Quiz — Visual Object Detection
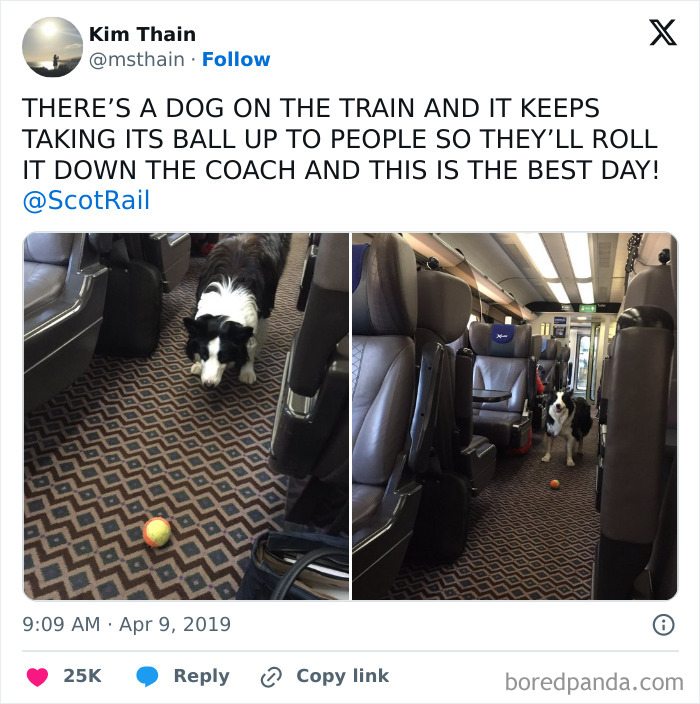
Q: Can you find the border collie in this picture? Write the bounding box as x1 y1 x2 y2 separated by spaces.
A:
541 390 593 466
184 234 291 388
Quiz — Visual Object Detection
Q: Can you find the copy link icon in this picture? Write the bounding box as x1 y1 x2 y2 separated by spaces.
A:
261 667 282 688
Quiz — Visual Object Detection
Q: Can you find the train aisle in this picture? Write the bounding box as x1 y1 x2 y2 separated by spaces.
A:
388 416 600 600
24 236 306 600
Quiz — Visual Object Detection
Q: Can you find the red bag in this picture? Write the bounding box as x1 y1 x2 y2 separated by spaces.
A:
507 427 532 456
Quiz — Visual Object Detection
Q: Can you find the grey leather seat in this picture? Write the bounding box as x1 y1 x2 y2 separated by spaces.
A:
417 270 496 494
470 323 535 448
143 233 191 291
24 234 109 412
539 339 561 393
103 233 191 291
352 234 425 598
269 234 349 532
530 334 543 430
593 250 676 599
408 269 497 561
558 345 572 388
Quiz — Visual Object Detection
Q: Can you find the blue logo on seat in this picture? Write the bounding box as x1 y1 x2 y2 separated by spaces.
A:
352 244 369 292
492 324 514 344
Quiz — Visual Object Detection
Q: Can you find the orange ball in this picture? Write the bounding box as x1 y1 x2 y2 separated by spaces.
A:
550 479 560 490
143 517 171 547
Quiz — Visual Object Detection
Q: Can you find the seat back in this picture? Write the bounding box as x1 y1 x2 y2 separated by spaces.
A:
594 254 676 599
539 339 562 392
352 235 418 490
352 234 427 598
414 269 473 471
470 323 534 414
529 334 543 429
269 235 349 531
530 334 543 360
623 258 677 429
558 345 572 388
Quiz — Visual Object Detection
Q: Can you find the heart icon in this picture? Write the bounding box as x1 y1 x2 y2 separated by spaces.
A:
27 668 48 687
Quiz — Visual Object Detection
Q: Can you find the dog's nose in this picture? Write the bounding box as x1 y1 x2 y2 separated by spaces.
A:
202 379 217 389
555 404 562 411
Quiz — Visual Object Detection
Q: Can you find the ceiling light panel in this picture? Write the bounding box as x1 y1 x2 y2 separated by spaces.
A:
563 232 592 279
547 282 571 304
515 233 558 279
577 281 595 303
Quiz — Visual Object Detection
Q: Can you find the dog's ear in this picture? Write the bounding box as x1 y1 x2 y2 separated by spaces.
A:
183 317 198 335
220 321 254 343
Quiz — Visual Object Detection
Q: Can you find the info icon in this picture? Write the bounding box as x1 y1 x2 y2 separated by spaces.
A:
652 614 675 636
22 17 83 77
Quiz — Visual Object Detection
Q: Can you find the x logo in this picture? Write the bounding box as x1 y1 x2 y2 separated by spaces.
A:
650 19 676 46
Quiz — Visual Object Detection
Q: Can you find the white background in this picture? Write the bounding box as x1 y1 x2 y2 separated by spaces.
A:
1 1 698 702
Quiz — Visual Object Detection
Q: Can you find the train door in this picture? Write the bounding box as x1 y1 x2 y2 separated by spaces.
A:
573 328 592 398
572 320 612 402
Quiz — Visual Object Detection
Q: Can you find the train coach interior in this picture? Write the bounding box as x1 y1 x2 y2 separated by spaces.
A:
352 232 676 600
24 232 349 600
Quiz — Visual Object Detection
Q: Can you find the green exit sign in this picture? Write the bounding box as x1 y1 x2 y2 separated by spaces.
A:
579 304 597 312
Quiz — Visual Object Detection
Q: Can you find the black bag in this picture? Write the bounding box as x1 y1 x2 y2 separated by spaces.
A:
96 238 163 357
236 532 349 600
408 470 471 564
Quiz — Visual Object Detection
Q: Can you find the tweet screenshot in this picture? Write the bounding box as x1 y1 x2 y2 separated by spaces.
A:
1 0 698 702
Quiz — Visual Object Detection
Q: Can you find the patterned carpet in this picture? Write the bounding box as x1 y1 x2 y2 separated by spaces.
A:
24 235 307 599
388 416 601 600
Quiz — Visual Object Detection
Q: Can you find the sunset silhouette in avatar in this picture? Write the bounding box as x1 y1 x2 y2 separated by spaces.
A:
23 17 83 77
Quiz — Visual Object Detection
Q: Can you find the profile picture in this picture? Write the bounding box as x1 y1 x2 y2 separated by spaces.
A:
22 17 82 77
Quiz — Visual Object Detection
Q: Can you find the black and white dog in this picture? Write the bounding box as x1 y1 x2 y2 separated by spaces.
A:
184 234 291 388
541 390 593 467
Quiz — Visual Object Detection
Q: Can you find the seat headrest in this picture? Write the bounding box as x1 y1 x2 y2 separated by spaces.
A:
540 338 560 360
352 235 417 336
469 322 532 358
558 345 571 363
416 270 472 343
530 334 543 359
624 263 676 326
448 324 470 354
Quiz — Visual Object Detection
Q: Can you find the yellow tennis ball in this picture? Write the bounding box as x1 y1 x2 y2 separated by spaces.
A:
143 517 171 547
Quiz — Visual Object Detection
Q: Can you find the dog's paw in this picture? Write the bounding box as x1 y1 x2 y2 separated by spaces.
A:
567 458 576 467
190 362 202 375
541 455 551 463
239 366 256 385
